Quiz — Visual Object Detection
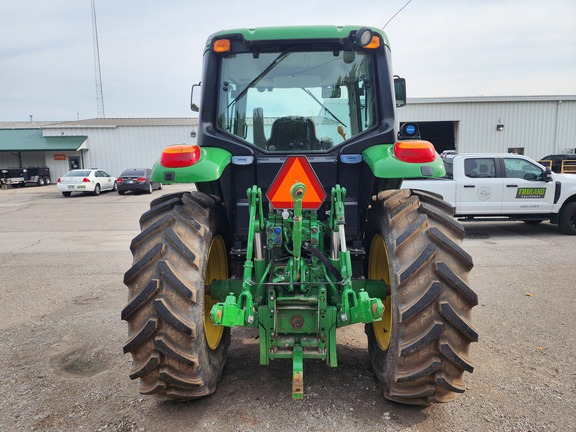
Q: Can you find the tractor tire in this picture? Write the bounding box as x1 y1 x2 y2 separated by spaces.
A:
122 191 230 400
364 189 478 405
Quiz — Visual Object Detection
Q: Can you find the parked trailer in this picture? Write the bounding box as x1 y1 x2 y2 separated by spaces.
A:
0 167 51 187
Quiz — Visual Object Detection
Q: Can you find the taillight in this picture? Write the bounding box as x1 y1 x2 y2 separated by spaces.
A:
82 177 91 183
394 140 437 163
136 177 146 183
57 178 61 183
117 177 124 183
160 145 201 168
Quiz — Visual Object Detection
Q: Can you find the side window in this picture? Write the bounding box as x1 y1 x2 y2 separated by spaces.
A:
443 159 453 179
464 158 496 178
504 158 543 180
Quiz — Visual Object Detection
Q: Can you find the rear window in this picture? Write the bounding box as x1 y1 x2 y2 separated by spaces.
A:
442 158 453 178
121 169 145 176
65 170 91 177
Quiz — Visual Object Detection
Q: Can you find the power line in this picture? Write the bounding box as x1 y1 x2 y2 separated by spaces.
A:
92 0 105 118
383 0 414 29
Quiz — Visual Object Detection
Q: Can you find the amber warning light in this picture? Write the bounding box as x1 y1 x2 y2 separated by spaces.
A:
160 145 201 168
213 39 231 53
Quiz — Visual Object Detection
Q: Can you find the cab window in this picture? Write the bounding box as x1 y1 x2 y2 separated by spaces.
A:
464 158 496 178
217 49 377 152
503 158 544 180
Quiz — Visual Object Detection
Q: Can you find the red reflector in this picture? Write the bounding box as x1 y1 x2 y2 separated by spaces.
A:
394 140 437 163
160 145 201 168
82 177 91 183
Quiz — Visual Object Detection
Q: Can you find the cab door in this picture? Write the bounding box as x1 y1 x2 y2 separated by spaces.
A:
501 157 555 213
456 157 503 214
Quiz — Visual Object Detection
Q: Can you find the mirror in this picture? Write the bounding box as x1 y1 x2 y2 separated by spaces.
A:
394 76 406 107
190 82 201 112
543 167 553 182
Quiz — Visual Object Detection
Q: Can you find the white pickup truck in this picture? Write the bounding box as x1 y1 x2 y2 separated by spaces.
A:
402 153 576 235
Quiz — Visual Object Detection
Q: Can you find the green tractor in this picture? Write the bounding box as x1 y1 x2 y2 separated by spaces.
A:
122 26 478 405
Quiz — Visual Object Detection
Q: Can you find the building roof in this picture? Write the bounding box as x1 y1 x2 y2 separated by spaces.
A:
0 121 61 130
0 129 87 151
408 95 576 104
43 118 198 128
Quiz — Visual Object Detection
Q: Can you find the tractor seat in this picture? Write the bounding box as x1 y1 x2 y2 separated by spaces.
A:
268 116 320 151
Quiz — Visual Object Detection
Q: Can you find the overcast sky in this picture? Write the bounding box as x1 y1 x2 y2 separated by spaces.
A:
1 0 575 122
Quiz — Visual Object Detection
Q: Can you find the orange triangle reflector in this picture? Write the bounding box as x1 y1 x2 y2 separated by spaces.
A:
267 156 326 210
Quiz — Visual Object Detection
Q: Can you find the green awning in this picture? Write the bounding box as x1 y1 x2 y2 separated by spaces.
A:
0 129 87 151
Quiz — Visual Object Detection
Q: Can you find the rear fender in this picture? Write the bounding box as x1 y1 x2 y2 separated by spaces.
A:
151 147 232 184
362 144 445 179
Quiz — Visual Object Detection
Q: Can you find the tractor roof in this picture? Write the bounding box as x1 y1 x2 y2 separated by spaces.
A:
205 25 389 51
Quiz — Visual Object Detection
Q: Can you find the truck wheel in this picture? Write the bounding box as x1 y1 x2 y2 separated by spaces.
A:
122 191 230 399
558 202 576 235
37 177 45 186
44 176 51 185
364 189 478 405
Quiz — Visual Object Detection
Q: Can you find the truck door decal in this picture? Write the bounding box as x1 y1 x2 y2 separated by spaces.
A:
476 186 492 201
516 188 546 199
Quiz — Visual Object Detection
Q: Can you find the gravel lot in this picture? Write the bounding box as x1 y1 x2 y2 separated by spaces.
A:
0 185 575 432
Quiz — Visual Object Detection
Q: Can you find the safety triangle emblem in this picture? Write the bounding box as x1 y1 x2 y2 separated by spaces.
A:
267 156 326 210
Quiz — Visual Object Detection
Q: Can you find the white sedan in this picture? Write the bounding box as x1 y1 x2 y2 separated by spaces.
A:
57 169 117 197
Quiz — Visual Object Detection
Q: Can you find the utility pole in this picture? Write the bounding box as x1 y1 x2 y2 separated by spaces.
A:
92 0 105 118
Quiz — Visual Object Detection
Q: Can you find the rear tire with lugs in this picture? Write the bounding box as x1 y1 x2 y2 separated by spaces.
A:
122 191 230 400
365 189 478 405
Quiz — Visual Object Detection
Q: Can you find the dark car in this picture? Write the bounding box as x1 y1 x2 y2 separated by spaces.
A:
117 168 162 195
539 154 576 173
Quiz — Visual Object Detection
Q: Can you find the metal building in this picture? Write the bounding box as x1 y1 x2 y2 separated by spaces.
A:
1 96 574 184
0 118 197 182
397 95 576 159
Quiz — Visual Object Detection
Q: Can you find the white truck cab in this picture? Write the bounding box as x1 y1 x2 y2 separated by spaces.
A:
402 153 576 235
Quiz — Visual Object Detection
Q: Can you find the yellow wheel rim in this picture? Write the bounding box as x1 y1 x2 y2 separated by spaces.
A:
204 235 227 350
368 235 393 351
